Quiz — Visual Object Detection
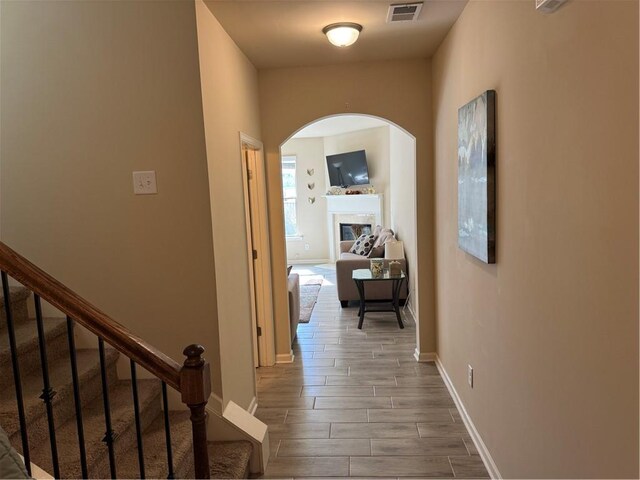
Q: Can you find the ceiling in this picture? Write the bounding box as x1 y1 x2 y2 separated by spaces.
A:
292 115 391 139
204 1 468 69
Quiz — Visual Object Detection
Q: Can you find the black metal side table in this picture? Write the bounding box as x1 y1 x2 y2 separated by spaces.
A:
351 268 406 329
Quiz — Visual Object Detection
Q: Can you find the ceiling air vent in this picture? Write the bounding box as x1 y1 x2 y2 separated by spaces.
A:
535 0 568 14
386 2 423 23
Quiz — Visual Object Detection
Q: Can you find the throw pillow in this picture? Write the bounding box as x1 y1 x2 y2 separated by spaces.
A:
349 234 376 256
368 228 395 258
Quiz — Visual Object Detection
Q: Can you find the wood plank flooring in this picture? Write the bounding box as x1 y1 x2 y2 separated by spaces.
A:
257 267 488 479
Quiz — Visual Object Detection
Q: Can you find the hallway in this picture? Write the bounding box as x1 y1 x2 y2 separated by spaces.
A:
256 268 488 478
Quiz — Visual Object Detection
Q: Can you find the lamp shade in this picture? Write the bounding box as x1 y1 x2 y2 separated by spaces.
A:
385 240 405 260
323 23 362 47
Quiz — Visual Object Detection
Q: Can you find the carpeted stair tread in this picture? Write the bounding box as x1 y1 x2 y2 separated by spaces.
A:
29 378 161 478
0 286 31 310
0 286 31 329
0 318 67 386
114 410 193 479
116 411 252 479
208 440 253 479
0 348 119 440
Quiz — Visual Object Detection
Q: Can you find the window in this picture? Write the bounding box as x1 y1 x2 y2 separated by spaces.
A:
282 155 298 237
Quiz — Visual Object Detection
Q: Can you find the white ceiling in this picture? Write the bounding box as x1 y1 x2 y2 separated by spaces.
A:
204 1 468 69
292 115 391 138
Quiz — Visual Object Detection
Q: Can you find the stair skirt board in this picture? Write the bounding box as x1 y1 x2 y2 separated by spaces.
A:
206 400 269 475
0 286 252 479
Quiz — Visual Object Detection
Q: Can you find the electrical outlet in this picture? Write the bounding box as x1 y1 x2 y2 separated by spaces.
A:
468 365 474 388
132 171 158 195
304 243 310 251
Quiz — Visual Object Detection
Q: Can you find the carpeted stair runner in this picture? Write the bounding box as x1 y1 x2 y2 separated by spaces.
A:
0 287 252 478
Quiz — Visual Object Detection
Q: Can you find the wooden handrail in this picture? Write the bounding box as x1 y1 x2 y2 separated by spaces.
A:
0 242 181 390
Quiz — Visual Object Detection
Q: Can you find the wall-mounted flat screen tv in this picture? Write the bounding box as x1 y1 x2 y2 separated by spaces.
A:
326 150 369 188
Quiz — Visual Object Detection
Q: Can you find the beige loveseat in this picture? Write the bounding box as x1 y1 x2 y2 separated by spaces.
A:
336 240 408 307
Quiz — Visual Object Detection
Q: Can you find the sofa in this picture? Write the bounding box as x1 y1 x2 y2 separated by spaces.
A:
288 272 300 344
336 239 408 307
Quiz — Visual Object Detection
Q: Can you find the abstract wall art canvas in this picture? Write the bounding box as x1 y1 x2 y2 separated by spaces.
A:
458 90 496 264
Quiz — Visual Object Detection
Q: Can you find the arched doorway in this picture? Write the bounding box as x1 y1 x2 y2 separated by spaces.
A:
267 113 420 359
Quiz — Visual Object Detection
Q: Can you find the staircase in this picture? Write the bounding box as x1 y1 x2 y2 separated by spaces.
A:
0 244 253 479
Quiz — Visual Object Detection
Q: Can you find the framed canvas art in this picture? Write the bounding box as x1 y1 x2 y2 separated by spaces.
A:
458 90 496 264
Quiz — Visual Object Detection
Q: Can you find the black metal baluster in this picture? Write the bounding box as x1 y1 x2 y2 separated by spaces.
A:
130 360 146 479
98 338 117 479
1 272 31 475
66 316 88 478
161 382 175 479
34 295 60 478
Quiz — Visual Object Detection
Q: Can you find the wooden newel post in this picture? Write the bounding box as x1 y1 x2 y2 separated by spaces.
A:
180 344 211 479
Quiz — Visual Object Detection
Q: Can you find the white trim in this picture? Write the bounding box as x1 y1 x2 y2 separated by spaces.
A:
285 235 305 242
240 132 276 368
435 355 502 480
276 350 295 364
288 258 330 265
205 400 268 474
240 132 263 149
247 396 258 415
207 392 224 416
403 299 417 325
413 348 436 363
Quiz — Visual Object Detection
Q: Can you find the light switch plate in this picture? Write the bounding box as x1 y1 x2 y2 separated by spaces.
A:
133 171 157 195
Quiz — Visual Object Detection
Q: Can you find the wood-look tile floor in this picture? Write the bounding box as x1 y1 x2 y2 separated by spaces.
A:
256 267 489 479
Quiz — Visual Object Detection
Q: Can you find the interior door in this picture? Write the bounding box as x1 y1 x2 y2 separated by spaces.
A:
243 147 260 368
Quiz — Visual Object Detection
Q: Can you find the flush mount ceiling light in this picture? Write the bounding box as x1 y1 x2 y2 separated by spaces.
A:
322 22 363 47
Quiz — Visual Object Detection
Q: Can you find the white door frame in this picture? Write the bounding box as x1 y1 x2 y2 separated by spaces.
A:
240 132 276 367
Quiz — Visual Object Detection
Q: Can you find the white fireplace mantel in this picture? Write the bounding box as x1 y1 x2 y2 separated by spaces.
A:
324 194 384 262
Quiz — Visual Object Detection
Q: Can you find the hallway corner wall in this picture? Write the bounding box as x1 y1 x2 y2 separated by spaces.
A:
432 1 639 477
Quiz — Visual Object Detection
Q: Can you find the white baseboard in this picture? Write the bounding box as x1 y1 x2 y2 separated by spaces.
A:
287 259 330 265
276 350 295 363
207 392 224 415
435 355 502 479
403 301 417 326
413 348 436 362
247 396 258 415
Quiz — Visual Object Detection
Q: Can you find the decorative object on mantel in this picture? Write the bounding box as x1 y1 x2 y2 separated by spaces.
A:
327 186 343 195
458 89 496 264
345 189 363 195
307 168 314 176
369 258 384 278
307 182 315 190
388 261 402 276
308 197 316 204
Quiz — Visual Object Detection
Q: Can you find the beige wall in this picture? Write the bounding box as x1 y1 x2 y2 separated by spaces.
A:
196 0 262 409
324 126 391 224
282 138 329 263
432 1 639 478
0 1 223 393
259 59 434 357
389 126 417 308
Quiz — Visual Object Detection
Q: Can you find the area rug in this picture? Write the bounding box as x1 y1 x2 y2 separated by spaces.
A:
299 276 323 323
